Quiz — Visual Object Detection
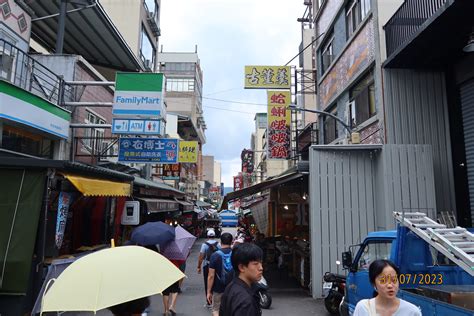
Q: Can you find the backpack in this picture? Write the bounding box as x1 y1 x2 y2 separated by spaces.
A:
216 250 234 286
205 241 218 261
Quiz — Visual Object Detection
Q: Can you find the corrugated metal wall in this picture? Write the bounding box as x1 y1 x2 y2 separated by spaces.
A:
309 148 377 298
309 144 437 298
460 80 474 225
375 145 437 230
383 69 456 214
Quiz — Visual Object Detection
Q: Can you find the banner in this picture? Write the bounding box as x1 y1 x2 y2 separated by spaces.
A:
179 141 198 163
233 173 243 191
55 192 72 249
244 66 291 89
118 137 178 163
267 90 291 159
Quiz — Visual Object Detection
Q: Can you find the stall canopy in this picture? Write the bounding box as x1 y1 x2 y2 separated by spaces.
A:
220 172 303 210
64 174 131 197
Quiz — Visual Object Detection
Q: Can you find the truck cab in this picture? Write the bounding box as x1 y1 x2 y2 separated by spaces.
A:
341 224 474 315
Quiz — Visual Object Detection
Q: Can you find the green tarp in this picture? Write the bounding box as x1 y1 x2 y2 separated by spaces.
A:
0 169 45 294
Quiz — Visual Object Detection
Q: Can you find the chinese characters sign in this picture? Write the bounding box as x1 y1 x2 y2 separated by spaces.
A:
179 141 198 163
118 137 178 163
241 149 254 174
55 192 72 249
234 173 243 191
267 90 291 159
244 66 291 89
163 163 181 180
113 73 165 118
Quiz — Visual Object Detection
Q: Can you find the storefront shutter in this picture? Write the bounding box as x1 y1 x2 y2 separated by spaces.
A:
460 79 474 226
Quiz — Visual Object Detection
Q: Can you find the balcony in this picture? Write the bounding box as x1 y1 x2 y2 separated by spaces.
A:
143 0 161 38
384 0 473 68
0 39 69 107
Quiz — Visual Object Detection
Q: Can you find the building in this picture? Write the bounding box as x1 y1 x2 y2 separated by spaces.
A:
0 1 70 160
202 155 215 184
100 0 161 75
158 49 207 199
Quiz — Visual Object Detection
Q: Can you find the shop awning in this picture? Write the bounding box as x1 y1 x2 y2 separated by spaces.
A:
140 198 179 213
64 174 131 197
175 198 194 213
220 172 303 210
23 0 143 72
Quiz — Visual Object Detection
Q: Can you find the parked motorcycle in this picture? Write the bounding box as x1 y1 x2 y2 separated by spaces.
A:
323 272 346 315
254 276 272 309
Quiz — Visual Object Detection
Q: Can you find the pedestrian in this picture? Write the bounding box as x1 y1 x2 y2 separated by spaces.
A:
219 243 263 316
197 229 219 307
207 232 234 316
353 259 421 316
109 296 150 316
162 258 185 316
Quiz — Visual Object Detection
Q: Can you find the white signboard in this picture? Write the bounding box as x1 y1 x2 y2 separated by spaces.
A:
112 119 163 135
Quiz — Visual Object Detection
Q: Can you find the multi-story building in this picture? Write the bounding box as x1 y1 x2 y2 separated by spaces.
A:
158 50 207 199
100 0 161 75
251 113 267 184
202 155 215 185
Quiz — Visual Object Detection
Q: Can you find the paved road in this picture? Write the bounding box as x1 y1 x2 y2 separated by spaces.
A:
71 227 329 315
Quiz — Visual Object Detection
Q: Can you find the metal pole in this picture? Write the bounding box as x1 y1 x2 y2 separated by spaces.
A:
55 0 68 54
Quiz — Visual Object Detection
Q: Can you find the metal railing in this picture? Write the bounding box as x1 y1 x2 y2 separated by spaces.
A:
0 39 71 107
384 0 449 57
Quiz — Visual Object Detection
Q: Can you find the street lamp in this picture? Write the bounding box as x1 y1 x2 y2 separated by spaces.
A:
289 104 360 144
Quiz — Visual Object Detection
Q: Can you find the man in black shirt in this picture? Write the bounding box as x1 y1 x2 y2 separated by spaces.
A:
219 243 263 316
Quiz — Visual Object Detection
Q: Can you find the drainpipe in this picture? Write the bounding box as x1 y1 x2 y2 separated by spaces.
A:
55 0 68 54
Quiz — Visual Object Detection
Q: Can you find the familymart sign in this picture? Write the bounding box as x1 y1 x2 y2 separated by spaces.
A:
113 73 165 118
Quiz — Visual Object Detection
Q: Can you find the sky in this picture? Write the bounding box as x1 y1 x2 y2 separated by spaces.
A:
159 0 304 187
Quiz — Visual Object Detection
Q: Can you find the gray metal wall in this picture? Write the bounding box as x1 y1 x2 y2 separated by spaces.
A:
309 147 377 298
374 145 437 230
309 144 437 298
383 69 455 214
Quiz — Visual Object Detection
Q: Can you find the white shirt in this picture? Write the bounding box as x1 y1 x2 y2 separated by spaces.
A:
353 298 421 316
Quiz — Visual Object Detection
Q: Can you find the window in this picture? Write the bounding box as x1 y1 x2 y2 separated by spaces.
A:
324 107 338 144
17 14 27 33
2 124 53 158
83 111 106 152
166 78 195 92
321 33 334 74
346 0 371 38
0 1 11 18
357 241 392 271
140 25 156 70
349 71 376 128
163 62 195 72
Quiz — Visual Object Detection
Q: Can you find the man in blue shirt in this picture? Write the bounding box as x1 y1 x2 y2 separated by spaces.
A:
207 232 233 316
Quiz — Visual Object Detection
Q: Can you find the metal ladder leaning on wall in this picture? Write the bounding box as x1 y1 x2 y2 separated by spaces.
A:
394 211 474 277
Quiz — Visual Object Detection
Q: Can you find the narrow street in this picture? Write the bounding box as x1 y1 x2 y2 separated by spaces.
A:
76 229 328 316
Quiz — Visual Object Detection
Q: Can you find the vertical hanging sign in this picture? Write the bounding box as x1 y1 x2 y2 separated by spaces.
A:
267 90 291 159
55 192 72 249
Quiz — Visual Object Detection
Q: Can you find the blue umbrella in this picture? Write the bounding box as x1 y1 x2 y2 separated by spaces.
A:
130 221 176 249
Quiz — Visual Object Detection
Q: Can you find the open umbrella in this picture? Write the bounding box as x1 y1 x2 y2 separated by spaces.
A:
40 246 185 314
161 226 197 260
131 221 175 249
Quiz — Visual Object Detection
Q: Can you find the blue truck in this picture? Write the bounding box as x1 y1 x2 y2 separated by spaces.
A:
340 212 474 316
219 209 238 227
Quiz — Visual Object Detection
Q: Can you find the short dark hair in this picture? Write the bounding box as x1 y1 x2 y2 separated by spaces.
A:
221 232 233 245
231 243 263 274
108 296 150 316
368 259 400 286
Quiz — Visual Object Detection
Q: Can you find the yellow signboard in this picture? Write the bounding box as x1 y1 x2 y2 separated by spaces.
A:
178 141 198 163
267 91 291 159
244 66 291 89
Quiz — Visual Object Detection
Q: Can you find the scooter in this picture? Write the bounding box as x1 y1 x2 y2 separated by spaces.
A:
322 272 346 315
255 276 272 309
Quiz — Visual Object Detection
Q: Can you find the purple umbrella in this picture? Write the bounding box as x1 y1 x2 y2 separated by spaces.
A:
161 226 197 260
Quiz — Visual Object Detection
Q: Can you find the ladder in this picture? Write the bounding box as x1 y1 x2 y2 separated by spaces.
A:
394 211 474 277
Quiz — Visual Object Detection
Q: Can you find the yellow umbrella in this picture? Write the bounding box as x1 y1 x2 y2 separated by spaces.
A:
40 246 185 314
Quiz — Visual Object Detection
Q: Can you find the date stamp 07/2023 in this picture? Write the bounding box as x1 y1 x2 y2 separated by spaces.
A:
379 273 444 285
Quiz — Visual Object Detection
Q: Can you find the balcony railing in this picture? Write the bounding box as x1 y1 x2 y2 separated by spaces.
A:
0 39 72 107
384 0 449 57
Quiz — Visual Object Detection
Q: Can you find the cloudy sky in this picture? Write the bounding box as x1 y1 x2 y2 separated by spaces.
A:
159 0 304 187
